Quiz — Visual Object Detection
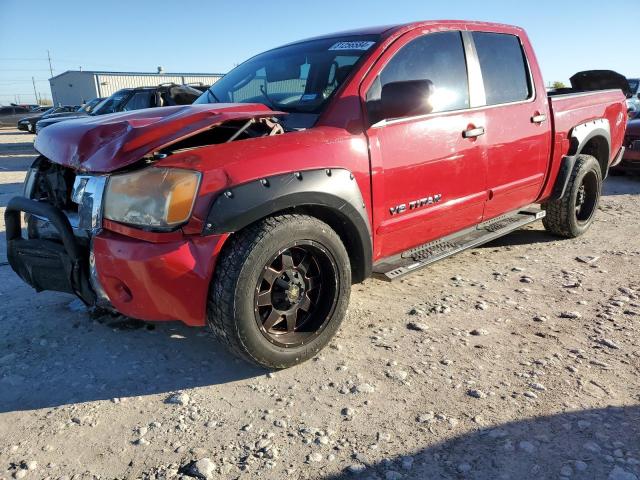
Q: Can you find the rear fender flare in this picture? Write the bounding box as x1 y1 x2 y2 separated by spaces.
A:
550 119 610 200
204 168 372 282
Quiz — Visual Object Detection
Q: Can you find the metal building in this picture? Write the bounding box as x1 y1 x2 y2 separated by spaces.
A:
49 70 224 105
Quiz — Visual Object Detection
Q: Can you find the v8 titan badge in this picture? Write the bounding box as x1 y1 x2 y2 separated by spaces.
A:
390 194 442 215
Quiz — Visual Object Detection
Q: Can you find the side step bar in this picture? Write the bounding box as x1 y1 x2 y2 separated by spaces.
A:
372 208 546 281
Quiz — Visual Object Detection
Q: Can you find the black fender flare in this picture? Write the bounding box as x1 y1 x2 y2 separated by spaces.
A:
204 168 373 282
549 119 611 201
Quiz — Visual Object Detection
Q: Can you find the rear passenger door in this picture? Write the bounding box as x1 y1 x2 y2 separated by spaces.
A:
471 31 552 219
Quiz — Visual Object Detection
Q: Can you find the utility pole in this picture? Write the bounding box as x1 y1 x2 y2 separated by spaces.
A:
47 50 53 78
32 77 38 104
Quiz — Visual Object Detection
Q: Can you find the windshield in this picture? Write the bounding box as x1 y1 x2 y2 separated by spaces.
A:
77 98 101 113
628 79 639 94
91 90 131 115
194 35 379 120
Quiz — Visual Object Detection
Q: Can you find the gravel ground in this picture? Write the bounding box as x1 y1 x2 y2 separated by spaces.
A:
0 128 639 480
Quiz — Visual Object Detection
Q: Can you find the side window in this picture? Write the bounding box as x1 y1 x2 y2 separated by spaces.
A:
366 31 470 123
472 32 531 105
122 91 155 111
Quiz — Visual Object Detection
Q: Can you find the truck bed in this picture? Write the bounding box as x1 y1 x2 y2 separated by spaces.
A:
538 89 626 201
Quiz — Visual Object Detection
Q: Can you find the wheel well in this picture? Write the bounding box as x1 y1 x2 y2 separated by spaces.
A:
579 135 609 178
239 205 371 284
296 205 370 284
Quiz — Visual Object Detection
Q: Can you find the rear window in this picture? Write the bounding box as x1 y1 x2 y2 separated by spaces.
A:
472 32 532 105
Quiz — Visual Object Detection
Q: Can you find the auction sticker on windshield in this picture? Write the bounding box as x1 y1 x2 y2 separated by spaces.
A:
329 41 375 51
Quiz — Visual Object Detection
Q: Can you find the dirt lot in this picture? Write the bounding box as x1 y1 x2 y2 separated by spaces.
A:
0 128 638 480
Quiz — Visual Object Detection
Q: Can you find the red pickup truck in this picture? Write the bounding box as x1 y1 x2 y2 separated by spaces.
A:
6 21 627 368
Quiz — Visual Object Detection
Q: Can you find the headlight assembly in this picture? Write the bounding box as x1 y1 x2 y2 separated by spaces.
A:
103 167 201 229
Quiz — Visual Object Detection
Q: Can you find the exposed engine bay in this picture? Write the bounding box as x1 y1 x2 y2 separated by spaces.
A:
158 117 285 155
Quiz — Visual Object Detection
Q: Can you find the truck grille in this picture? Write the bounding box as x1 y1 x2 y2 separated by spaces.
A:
27 157 79 212
25 156 107 238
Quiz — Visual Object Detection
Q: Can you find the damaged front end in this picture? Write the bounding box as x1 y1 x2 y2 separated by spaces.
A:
6 158 106 305
5 104 286 310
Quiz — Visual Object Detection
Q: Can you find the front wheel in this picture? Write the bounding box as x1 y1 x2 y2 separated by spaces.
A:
208 214 351 368
543 154 602 238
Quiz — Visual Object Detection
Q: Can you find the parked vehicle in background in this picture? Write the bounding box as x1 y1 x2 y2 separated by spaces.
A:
31 98 104 132
626 77 640 114
30 105 53 113
17 106 79 133
35 84 202 133
612 112 640 174
5 21 627 369
185 82 211 93
74 97 105 114
0 105 31 128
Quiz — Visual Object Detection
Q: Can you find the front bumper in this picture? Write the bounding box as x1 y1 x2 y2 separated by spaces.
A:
5 196 225 327
92 230 225 326
5 197 96 304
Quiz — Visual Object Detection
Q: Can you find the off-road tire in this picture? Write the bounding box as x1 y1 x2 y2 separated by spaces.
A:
208 214 351 369
542 154 602 238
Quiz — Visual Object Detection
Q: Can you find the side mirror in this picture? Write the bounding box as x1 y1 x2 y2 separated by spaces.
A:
380 80 435 120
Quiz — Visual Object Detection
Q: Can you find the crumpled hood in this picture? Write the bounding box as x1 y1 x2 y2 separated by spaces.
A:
34 103 280 173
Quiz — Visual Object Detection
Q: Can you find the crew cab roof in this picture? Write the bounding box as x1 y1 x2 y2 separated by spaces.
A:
283 20 525 47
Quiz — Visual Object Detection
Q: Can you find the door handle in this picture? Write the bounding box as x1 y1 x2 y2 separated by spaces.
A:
463 126 485 138
531 114 547 124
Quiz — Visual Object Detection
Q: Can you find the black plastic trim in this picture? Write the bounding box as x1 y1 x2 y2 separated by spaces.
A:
550 121 612 200
204 168 373 282
610 146 625 167
549 155 577 201
5 196 95 304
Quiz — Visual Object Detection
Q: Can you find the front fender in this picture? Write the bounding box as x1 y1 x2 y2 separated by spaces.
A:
204 168 372 282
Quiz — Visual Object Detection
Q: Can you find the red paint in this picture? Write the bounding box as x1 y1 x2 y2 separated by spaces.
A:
103 219 185 243
93 229 228 326
41 21 627 326
34 103 283 173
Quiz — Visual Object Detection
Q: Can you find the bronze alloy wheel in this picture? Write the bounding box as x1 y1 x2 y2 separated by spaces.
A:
254 241 338 348
575 170 599 225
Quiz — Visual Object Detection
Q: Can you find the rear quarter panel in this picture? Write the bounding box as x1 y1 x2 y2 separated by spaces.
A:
541 90 626 200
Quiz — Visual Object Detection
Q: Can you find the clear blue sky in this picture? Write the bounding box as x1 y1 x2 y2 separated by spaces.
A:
0 0 635 105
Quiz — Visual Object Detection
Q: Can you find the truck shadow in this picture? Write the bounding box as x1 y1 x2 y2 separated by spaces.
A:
321 405 640 479
0 281 266 412
481 228 559 248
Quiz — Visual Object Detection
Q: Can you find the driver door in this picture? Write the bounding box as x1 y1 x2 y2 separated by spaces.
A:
363 30 488 259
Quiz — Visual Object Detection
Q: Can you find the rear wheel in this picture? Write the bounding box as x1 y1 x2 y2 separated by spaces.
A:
543 154 602 238
208 214 351 368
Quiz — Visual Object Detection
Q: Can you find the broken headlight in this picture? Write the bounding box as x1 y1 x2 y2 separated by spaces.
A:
103 167 201 229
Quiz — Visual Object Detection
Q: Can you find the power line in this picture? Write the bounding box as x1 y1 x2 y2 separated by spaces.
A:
47 50 53 78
